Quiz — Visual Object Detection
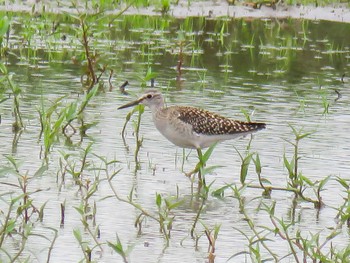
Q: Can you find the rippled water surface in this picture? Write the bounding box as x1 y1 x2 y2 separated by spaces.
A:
0 10 349 263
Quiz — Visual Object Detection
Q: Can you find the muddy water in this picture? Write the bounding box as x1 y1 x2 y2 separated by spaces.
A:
0 12 349 263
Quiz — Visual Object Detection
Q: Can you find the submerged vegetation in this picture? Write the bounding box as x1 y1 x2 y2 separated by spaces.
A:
0 1 349 262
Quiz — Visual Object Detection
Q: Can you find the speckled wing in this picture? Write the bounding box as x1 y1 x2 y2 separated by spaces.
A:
176 106 266 135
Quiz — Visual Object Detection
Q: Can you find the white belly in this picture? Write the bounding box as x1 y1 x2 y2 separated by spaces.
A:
153 116 247 149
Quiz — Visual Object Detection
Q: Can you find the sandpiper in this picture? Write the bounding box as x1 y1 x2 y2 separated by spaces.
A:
118 89 266 150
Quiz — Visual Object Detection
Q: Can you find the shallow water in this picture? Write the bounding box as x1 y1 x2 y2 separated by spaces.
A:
0 11 349 263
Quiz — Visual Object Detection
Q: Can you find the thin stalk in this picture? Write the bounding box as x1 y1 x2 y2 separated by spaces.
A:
190 197 205 238
80 19 97 91
10 231 28 263
81 220 103 252
134 107 143 168
294 140 299 187
233 186 278 261
270 216 302 263
197 148 204 188
106 168 160 224
6 74 23 129
0 201 15 247
46 228 58 263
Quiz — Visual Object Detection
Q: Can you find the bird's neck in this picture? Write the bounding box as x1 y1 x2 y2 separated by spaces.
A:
149 101 165 115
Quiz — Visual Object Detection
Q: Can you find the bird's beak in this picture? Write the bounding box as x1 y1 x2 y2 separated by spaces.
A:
117 98 143 110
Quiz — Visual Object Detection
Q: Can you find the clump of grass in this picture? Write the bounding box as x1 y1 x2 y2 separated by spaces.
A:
266 181 349 262
0 63 24 131
107 234 134 263
318 86 331 115
37 96 66 159
37 85 99 159
68 2 133 92
0 15 9 57
0 156 50 261
121 68 159 169
334 177 350 225
155 192 184 243
227 125 327 207
121 103 145 170
181 142 221 195
159 0 171 14
73 228 93 262
202 222 221 263
95 154 184 246
282 125 325 206
1 156 47 222
62 84 99 137
58 143 103 260
211 123 349 262
75 14 106 91
226 177 350 262
230 185 279 262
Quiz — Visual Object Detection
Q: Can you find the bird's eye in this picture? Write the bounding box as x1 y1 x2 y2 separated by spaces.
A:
146 94 152 99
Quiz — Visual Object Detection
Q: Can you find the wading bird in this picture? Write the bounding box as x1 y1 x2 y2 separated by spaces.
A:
118 90 266 183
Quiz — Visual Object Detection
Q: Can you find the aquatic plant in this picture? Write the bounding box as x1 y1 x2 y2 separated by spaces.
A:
107 234 133 263
0 156 49 261
0 3 349 262
0 16 9 57
0 63 24 131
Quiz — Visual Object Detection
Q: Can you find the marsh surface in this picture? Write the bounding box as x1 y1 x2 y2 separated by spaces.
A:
0 5 349 263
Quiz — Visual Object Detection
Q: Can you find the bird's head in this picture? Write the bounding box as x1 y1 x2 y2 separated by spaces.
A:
118 90 164 111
